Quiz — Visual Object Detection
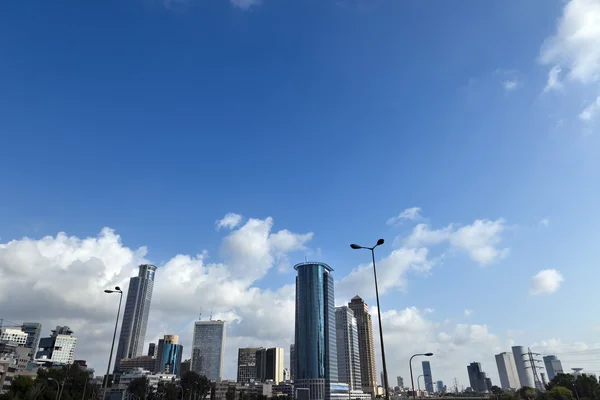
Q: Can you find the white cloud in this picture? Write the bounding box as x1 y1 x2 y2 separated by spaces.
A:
464 309 473 317
529 269 565 295
386 207 422 226
503 79 519 91
230 0 260 9
216 213 243 230
404 218 509 265
540 218 550 227
540 0 600 85
579 96 600 120
544 65 564 92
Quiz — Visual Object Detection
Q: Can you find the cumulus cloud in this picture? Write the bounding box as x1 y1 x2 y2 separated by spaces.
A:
544 66 564 92
403 219 509 265
540 0 600 85
579 96 600 121
503 79 519 91
464 309 473 317
386 207 422 226
216 213 243 230
529 269 565 295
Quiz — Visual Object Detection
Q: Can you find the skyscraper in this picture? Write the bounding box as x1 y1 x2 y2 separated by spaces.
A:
294 261 337 400
36 326 77 364
238 347 260 383
256 348 284 383
21 323 42 352
422 361 434 393
397 376 404 388
467 362 492 393
511 346 534 388
155 335 183 376
495 352 520 390
543 355 563 381
348 296 377 395
436 381 444 393
114 264 157 372
290 344 295 381
335 306 361 391
148 343 157 357
192 320 226 381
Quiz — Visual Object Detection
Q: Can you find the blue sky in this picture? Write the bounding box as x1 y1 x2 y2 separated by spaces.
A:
1 0 600 387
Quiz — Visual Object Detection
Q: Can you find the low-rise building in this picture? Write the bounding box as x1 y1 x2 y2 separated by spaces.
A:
0 342 37 394
0 330 27 347
119 356 157 373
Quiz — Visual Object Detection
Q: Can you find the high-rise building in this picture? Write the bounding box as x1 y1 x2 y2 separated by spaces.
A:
543 356 564 381
256 348 284 384
467 362 492 393
290 344 295 381
348 296 377 395
181 359 191 375
335 306 361 391
36 326 77 364
238 347 260 383
191 320 226 381
495 352 520 390
155 335 183 376
511 346 534 388
21 323 42 352
0 329 27 346
294 261 338 400
422 361 434 393
148 343 157 357
115 264 157 372
397 376 404 388
436 381 444 393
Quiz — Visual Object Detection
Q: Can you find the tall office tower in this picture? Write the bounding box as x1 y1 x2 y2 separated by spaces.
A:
256 348 285 383
155 335 183 376
294 261 338 400
191 320 226 381
467 362 492 393
36 326 77 364
348 296 377 395
148 343 157 357
397 376 404 388
511 346 535 388
543 355 564 381
290 344 295 381
422 361 434 393
335 306 362 391
495 352 520 390
238 347 260 383
436 381 444 393
114 264 157 372
21 323 42 352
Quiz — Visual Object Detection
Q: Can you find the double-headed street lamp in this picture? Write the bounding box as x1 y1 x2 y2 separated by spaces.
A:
350 238 389 400
103 286 123 400
410 353 433 400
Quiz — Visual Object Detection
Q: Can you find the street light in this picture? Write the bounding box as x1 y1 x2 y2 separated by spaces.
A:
410 353 433 400
48 378 60 400
349 238 389 400
103 286 123 400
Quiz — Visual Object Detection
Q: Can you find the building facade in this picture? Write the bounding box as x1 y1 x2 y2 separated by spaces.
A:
294 261 338 400
422 361 433 393
436 381 444 393
148 343 157 357
397 376 404 388
21 323 42 352
335 306 361 391
495 352 520 390
467 362 492 393
290 344 295 381
118 356 156 373
511 346 534 388
192 320 226 381
256 348 284 384
155 335 183 376
347 296 377 396
0 330 27 346
115 264 157 372
238 347 259 383
36 326 77 364
543 355 563 381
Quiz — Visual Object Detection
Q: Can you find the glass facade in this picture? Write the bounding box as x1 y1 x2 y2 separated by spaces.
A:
156 342 183 376
191 320 226 381
422 361 433 393
294 262 337 400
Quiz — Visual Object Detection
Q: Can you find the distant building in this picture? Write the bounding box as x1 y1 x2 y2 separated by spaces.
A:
543 356 564 381
397 376 404 388
0 342 37 394
273 382 294 398
118 356 156 373
148 343 157 357
0 329 27 347
511 346 534 388
21 323 42 352
348 296 377 395
290 344 295 381
436 381 444 393
115 264 157 372
495 352 520 390
36 326 77 364
237 347 260 383
467 362 492 393
181 359 191 375
155 335 183 376
335 306 362 391
256 348 284 384
422 361 433 393
192 320 226 381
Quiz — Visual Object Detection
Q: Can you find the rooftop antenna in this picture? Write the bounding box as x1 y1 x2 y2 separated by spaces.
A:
199 307 202 321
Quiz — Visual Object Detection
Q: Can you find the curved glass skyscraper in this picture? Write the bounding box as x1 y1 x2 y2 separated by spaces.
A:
294 262 337 400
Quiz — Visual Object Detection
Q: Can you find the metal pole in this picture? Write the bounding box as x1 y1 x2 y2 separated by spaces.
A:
409 356 416 400
103 290 123 400
371 248 390 400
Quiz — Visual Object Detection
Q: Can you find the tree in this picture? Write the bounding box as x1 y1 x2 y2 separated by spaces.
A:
155 382 178 400
517 386 536 400
225 387 236 400
491 386 504 395
128 377 150 400
180 371 210 400
546 387 574 400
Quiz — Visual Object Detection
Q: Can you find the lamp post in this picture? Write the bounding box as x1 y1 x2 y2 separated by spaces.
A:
350 238 389 400
409 353 433 400
103 286 123 400
48 378 60 400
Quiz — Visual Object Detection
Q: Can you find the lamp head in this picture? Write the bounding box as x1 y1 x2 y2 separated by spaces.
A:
376 238 385 246
115 286 121 291
350 244 362 249
425 352 433 356
104 290 113 293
